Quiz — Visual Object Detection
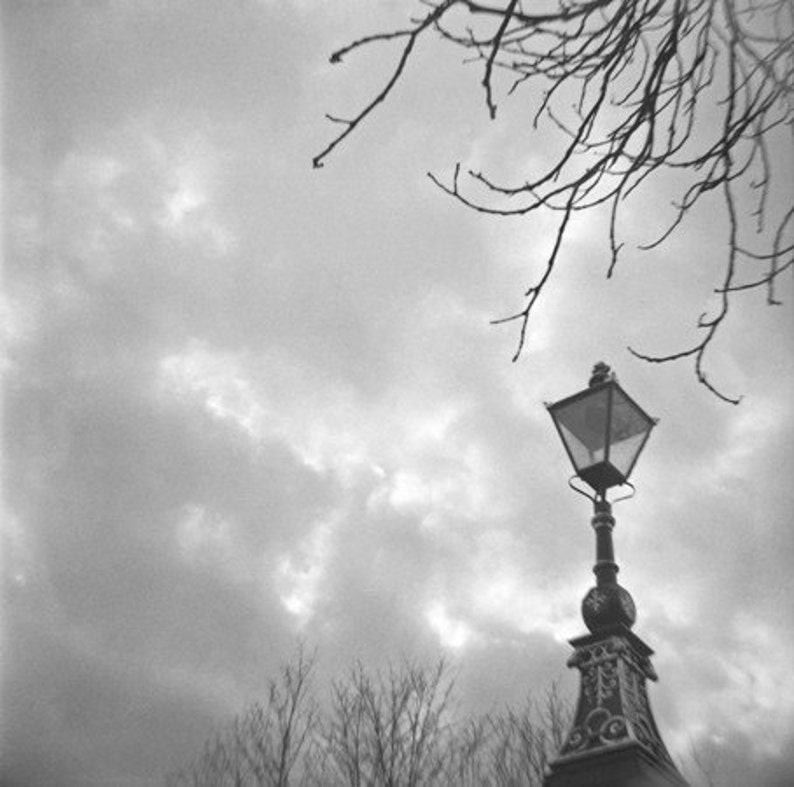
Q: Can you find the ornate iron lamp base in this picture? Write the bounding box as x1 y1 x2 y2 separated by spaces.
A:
545 624 688 787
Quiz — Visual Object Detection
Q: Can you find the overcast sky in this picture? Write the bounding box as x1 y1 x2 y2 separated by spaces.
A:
2 2 793 786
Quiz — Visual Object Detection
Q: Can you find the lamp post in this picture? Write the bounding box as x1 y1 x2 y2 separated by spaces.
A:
543 363 688 787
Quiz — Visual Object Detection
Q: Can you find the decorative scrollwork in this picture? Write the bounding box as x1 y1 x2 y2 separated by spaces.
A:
557 630 680 773
561 709 630 756
565 727 588 752
601 715 628 743
585 708 610 735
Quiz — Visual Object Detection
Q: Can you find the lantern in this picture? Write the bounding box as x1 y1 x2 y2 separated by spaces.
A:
547 362 656 497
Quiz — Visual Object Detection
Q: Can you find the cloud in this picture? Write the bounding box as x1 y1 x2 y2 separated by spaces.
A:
3 1 792 785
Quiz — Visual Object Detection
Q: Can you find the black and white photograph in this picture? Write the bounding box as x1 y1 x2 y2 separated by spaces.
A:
3 2 793 785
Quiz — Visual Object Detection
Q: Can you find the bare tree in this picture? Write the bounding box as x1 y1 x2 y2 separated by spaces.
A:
441 716 493 786
314 0 793 402
167 653 577 787
166 646 319 787
169 653 733 786
682 739 719 787
484 683 571 786
321 659 455 787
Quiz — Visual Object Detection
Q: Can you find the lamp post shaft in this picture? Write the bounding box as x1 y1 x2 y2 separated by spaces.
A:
592 500 618 587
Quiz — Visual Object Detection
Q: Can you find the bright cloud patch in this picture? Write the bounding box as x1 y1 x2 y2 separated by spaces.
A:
159 343 267 441
425 601 475 650
275 518 335 625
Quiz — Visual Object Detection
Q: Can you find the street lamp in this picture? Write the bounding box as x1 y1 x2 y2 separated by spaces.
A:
546 361 656 500
542 363 688 787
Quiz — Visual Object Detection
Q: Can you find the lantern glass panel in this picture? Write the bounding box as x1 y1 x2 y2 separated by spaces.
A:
551 386 610 476
607 386 655 478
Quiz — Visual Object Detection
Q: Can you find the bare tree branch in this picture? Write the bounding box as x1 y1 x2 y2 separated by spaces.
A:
312 1 457 170
315 0 794 401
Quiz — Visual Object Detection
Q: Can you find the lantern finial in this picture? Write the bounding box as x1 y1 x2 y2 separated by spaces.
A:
589 361 614 387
